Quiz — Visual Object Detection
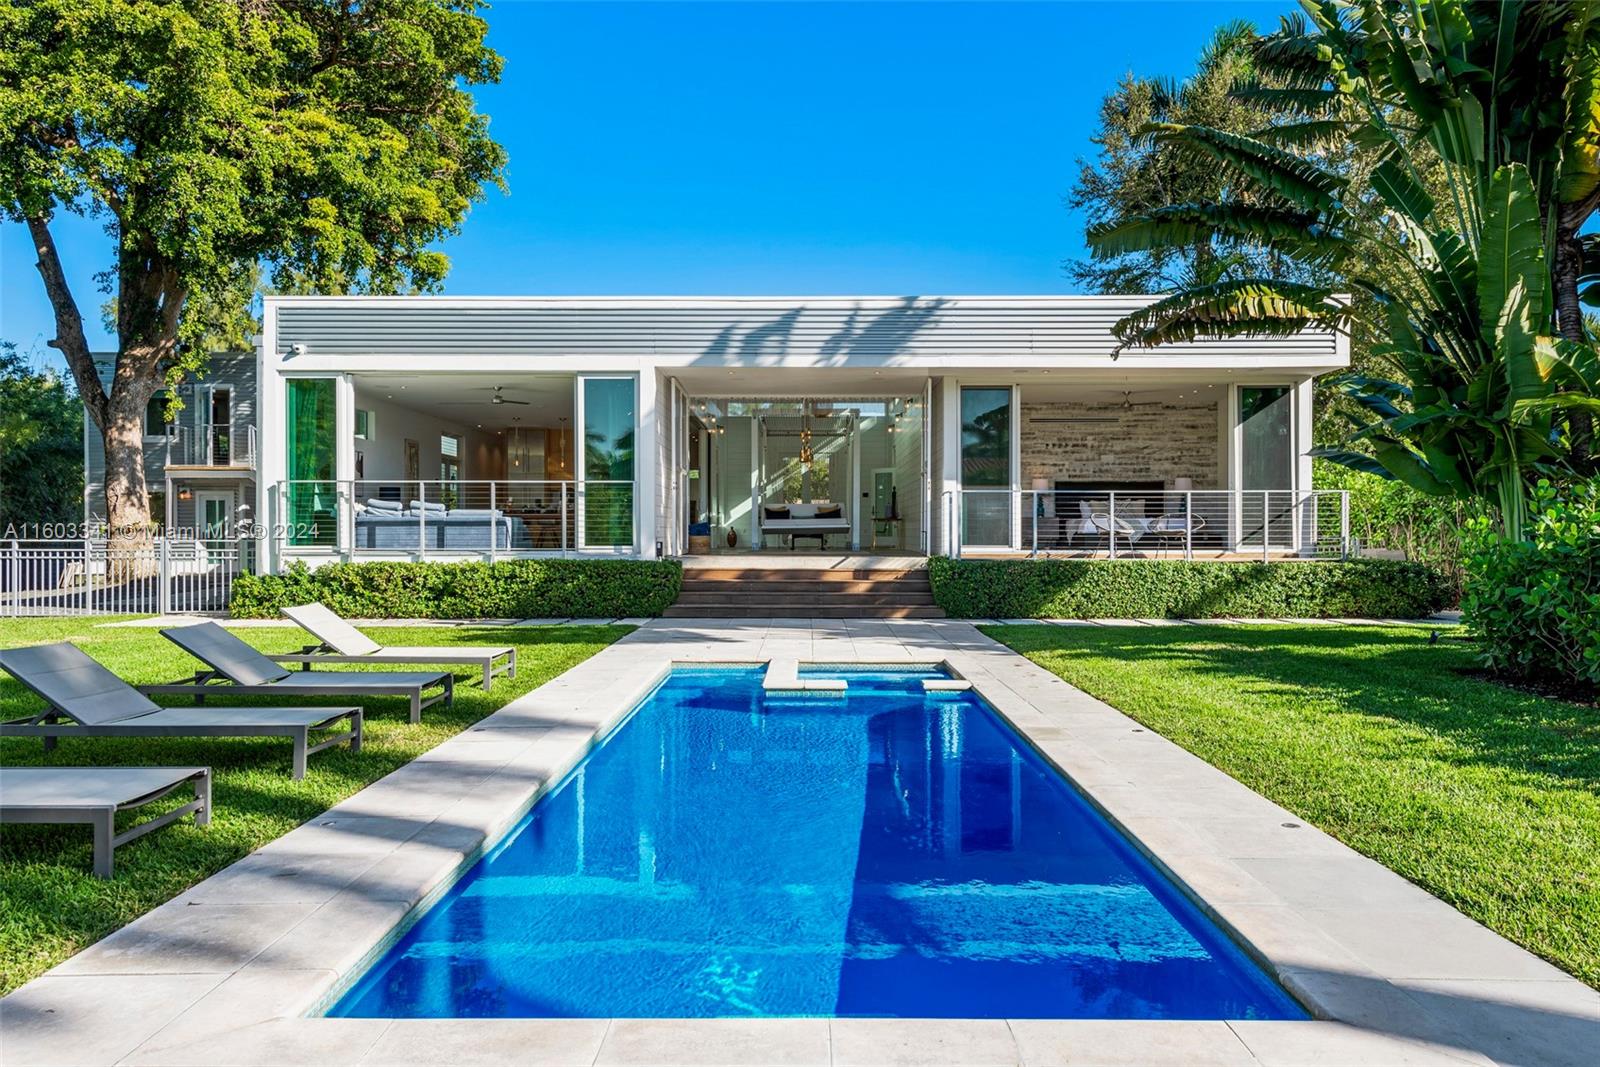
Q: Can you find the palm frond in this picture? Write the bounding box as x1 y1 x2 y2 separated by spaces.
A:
1085 202 1345 266
1110 279 1343 348
1142 123 1348 212
1252 120 1348 148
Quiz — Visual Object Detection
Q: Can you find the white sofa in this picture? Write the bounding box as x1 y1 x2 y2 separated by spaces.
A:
758 501 851 549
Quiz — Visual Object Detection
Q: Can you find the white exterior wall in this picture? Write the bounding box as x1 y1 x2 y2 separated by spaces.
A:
255 296 1346 571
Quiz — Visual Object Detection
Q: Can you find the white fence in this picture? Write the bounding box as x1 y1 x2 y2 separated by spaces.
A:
2 538 247 617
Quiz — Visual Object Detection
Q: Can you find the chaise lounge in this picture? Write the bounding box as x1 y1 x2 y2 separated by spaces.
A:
146 622 453 724
0 765 211 877
276 602 516 689
0 643 362 779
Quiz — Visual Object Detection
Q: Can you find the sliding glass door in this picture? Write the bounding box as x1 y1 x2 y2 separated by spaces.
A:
285 377 337 547
960 386 1013 548
579 376 637 550
1237 386 1294 548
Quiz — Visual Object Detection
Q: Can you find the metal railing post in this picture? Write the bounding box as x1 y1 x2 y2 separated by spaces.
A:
1185 491 1193 561
1263 491 1271 564
488 482 498 565
1030 491 1038 557
561 483 570 556
7 540 17 617
1108 491 1118 560
1340 489 1350 560
417 481 427 560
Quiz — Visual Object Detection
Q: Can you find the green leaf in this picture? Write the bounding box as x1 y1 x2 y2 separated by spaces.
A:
1369 437 1457 496
1307 447 1390 477
1085 203 1344 265
1478 164 1547 348
1110 279 1343 348
1142 123 1348 213
1370 154 1436 224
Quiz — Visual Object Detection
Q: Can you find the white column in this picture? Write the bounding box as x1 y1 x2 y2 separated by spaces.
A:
635 370 656 558
937 377 961 556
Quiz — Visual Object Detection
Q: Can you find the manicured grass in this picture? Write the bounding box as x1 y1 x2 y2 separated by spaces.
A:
983 623 1600 989
0 618 628 994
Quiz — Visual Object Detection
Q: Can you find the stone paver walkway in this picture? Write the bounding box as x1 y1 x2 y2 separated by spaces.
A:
3 618 1591 1067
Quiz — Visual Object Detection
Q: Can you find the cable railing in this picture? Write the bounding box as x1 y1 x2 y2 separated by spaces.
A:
275 479 637 557
163 424 256 467
948 488 1350 560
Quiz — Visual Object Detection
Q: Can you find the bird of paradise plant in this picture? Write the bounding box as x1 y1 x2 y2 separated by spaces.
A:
1086 0 1600 539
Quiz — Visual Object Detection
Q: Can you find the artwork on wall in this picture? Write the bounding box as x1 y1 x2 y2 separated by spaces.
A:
404 439 420 483
355 452 365 479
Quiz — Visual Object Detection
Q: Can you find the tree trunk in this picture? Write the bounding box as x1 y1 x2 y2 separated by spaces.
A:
1554 197 1598 468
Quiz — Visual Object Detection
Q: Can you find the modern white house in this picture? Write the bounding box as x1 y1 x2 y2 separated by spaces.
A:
253 294 1349 574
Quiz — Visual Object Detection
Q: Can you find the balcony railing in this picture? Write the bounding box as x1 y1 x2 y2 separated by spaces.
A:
949 489 1350 560
163 424 256 468
274 479 636 557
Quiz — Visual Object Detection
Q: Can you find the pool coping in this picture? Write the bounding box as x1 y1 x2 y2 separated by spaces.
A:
1 619 1595 1066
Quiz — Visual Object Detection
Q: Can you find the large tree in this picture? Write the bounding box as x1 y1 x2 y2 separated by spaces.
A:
1085 0 1600 538
1067 20 1296 294
0 0 507 540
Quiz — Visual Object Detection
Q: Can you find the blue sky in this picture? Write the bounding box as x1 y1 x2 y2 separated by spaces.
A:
1 0 1284 368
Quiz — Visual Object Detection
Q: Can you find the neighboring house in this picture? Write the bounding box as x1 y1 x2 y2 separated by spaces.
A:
254 295 1348 574
82 351 259 545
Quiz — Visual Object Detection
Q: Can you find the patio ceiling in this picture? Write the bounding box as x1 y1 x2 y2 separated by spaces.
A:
352 372 574 428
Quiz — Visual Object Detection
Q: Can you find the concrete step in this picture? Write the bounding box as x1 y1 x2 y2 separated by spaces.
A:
682 568 928 583
662 604 946 619
675 591 938 606
680 579 931 596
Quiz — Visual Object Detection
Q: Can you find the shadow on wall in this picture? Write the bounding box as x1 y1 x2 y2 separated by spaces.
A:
696 297 950 369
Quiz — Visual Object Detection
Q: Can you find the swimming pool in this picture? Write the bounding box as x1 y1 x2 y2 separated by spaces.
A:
329 665 1304 1019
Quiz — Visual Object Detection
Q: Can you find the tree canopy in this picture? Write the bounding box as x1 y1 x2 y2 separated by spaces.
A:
0 0 508 532
1084 0 1600 537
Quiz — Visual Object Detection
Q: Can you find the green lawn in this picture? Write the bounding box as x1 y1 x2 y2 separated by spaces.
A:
0 618 628 994
984 623 1600 990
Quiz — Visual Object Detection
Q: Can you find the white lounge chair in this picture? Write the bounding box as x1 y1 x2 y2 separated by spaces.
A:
275 603 515 689
146 622 453 724
0 766 211 877
0 643 362 779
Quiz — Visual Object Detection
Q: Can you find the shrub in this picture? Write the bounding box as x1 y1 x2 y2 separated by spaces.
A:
926 557 1452 620
1314 461 1478 598
231 558 683 619
1461 480 1600 690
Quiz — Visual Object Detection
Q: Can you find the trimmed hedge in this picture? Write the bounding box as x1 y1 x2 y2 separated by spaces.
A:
927 557 1453 619
230 558 683 619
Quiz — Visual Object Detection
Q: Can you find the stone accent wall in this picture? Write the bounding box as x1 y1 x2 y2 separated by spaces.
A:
1019 399 1221 488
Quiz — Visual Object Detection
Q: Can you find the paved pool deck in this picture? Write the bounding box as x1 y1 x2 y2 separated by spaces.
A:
3 619 1595 1066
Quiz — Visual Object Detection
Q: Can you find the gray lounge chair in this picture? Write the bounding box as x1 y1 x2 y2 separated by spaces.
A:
276 603 515 689
147 622 452 723
0 765 211 877
0 643 361 779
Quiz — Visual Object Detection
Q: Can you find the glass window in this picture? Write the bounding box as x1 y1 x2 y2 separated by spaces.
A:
1238 386 1294 548
286 378 337 547
960 387 1012 546
1238 387 1293 490
354 409 372 439
582 377 635 548
144 392 175 436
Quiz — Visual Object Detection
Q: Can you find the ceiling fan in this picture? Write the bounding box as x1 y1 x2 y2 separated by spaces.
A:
441 386 529 406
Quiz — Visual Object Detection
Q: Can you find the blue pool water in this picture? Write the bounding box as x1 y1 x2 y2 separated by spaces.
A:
330 666 1304 1019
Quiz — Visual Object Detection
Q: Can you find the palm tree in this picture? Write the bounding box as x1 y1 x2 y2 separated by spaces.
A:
1085 0 1600 538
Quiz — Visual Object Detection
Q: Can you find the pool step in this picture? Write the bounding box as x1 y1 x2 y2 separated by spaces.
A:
667 567 945 619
